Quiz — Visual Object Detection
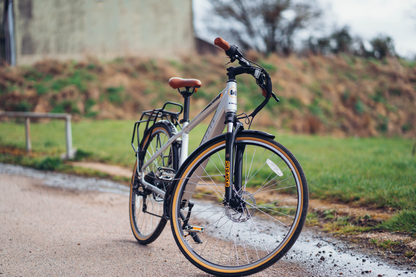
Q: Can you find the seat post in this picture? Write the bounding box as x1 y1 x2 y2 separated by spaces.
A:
182 93 191 124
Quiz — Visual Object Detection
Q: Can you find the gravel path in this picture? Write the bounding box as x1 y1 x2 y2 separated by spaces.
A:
1 163 410 276
0 172 309 276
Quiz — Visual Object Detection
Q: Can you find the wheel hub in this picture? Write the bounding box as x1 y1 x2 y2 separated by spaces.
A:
224 191 256 222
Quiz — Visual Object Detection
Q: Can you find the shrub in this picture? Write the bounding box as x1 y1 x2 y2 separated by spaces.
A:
377 116 389 133
354 99 366 114
33 84 48 95
106 86 125 104
35 157 63 171
51 70 93 93
370 89 385 103
51 100 80 114
72 149 93 161
402 123 413 133
15 101 32 112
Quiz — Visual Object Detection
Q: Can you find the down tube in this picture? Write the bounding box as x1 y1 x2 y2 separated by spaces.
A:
179 89 231 205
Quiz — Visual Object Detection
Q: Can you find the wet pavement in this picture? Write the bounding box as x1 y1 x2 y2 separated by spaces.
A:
0 163 130 195
1 163 414 277
286 232 415 276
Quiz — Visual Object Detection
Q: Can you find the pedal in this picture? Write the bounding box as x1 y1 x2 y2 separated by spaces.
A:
184 225 204 233
156 167 176 181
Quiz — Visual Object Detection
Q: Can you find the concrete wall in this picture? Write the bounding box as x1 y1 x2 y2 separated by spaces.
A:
0 0 3 23
0 1 4 61
13 0 194 64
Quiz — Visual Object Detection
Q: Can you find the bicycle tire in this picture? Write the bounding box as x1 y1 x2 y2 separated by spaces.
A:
169 131 308 276
129 121 179 244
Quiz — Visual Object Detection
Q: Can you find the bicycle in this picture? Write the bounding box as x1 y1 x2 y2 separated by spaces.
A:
129 37 309 276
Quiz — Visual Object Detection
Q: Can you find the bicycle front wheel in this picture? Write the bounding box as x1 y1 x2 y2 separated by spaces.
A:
169 131 308 276
129 121 178 244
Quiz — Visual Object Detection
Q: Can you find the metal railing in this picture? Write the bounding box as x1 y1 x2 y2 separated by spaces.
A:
0 112 76 159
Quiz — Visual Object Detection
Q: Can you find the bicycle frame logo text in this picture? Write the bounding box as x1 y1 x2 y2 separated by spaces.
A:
225 160 230 187
228 88 237 98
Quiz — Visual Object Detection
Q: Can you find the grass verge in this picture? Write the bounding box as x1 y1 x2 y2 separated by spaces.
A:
0 145 130 185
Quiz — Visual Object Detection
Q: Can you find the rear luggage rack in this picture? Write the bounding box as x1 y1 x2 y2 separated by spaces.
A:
131 102 183 154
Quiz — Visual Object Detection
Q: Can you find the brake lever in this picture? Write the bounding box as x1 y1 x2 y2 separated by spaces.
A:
271 91 280 102
238 56 251 67
225 56 237 66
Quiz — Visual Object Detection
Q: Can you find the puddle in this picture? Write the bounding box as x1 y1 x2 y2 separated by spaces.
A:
183 201 414 277
1 163 414 276
288 232 413 277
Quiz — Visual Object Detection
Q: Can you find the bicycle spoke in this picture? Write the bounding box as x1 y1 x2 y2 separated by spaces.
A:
252 175 293 195
243 152 273 187
216 151 226 171
253 183 297 195
252 203 296 218
245 145 257 187
245 202 291 227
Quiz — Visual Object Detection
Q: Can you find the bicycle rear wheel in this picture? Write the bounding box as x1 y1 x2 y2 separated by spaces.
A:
169 131 308 276
129 121 178 244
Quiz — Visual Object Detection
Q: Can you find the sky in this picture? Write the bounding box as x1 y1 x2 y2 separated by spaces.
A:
193 0 416 58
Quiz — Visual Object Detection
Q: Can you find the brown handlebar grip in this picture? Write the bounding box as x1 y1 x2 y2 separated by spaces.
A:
214 37 230 51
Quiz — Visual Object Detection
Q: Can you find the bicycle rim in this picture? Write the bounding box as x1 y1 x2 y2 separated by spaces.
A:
130 123 176 244
170 134 308 276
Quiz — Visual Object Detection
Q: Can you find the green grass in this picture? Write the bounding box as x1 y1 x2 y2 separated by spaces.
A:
0 120 207 168
370 239 402 250
268 133 416 210
0 120 415 232
377 210 416 234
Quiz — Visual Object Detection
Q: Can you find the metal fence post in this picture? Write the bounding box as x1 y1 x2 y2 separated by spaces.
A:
65 115 73 159
25 117 31 152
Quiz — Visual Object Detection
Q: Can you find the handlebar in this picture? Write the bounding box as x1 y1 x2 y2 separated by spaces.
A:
214 37 280 119
214 37 241 62
214 37 230 51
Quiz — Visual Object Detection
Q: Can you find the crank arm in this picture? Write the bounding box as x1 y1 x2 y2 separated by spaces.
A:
141 178 166 197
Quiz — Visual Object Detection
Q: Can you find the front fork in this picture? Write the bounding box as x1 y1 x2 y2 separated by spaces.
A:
224 112 245 205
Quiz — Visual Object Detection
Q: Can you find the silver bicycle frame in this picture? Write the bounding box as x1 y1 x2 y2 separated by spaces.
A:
139 81 238 197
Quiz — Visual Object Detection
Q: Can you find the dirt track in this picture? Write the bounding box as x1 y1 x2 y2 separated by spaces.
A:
0 173 311 276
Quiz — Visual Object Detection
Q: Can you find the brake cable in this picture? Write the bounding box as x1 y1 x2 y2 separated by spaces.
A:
237 56 280 121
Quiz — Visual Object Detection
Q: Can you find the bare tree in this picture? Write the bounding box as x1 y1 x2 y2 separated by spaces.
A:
370 35 396 59
206 0 322 55
304 27 397 60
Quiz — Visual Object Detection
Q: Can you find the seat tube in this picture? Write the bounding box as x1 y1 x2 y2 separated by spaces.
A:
180 122 189 165
224 81 237 202
180 93 192 166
